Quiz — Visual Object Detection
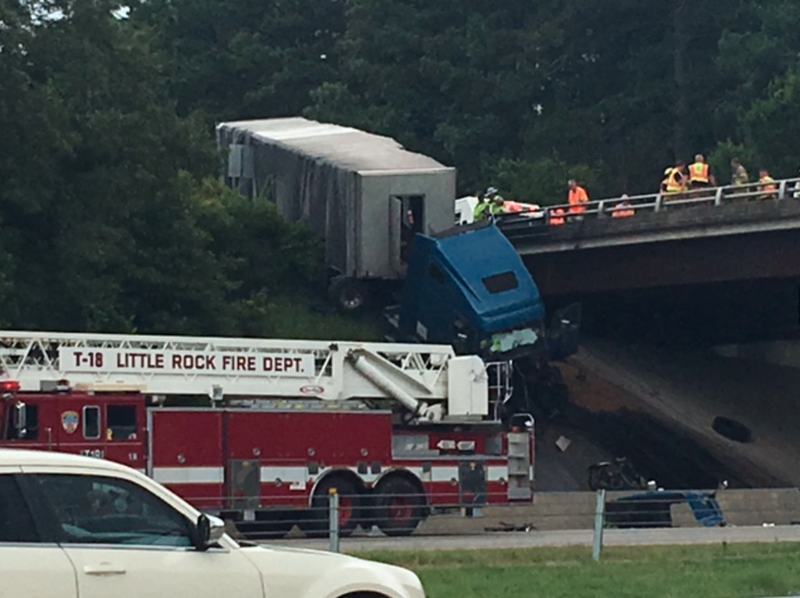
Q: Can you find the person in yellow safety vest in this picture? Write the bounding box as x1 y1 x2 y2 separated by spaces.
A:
473 187 506 221
611 194 635 218
486 187 506 219
688 154 716 189
549 207 566 225
473 195 490 221
758 168 777 200
661 161 687 194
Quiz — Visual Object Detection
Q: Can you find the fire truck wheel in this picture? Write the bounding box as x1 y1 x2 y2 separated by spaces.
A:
303 475 362 538
373 476 426 537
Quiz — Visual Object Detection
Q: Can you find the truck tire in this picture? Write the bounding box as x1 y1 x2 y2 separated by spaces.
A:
328 276 371 312
302 475 362 538
372 476 426 537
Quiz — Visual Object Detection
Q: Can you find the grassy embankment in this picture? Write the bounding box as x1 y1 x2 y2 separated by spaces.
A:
358 543 800 598
264 300 381 340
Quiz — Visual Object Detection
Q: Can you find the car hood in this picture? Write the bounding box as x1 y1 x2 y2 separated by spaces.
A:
240 544 425 598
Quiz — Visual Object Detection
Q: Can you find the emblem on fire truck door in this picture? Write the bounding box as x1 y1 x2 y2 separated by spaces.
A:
61 411 79 434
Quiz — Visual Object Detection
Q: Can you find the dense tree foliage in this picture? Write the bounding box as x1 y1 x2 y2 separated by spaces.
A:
1 0 799 333
0 0 328 335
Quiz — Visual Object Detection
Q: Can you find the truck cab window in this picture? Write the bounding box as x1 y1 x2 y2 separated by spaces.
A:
107 405 137 441
482 271 519 294
3 403 39 441
83 406 100 440
0 475 39 542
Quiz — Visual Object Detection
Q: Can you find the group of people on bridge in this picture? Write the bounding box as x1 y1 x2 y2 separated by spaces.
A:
472 180 633 225
660 154 780 201
473 154 799 227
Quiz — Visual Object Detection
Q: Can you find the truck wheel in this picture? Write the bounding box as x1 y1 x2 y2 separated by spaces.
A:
328 276 371 312
373 476 426 537
302 475 362 538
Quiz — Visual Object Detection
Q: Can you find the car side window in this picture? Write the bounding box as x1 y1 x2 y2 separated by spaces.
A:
0 475 39 543
30 474 192 548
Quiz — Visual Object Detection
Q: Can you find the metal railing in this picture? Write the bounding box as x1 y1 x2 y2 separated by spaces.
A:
182 484 800 556
177 483 800 554
499 177 800 229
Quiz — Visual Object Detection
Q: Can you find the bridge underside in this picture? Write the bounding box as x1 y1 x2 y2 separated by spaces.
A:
508 200 800 345
524 228 800 297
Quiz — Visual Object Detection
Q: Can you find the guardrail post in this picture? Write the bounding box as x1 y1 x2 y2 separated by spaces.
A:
597 200 606 219
592 489 606 562
328 488 340 553
778 180 787 201
714 186 724 206
654 194 663 212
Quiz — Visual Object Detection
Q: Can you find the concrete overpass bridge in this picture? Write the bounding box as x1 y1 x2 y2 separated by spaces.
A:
497 178 800 343
499 177 800 297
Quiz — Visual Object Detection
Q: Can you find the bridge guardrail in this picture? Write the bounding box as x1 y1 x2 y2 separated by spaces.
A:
498 177 800 230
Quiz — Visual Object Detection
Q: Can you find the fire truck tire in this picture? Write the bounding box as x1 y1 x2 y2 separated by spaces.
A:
303 475 362 538
373 476 426 537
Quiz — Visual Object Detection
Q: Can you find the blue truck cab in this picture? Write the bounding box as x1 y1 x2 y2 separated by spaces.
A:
392 221 578 361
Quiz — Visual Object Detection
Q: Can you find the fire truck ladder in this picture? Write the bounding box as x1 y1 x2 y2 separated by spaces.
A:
0 331 489 423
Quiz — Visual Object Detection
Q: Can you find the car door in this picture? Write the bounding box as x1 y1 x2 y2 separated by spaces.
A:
22 469 263 598
0 468 77 598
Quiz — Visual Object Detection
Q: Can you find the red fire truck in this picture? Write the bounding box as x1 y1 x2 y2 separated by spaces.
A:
0 331 534 537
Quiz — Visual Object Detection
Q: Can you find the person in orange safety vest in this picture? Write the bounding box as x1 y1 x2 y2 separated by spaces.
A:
567 179 589 220
611 194 635 218
549 207 566 225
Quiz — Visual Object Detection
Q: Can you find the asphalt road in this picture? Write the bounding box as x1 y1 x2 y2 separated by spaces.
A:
261 524 800 552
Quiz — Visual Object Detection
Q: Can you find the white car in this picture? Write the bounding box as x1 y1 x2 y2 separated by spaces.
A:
0 448 425 598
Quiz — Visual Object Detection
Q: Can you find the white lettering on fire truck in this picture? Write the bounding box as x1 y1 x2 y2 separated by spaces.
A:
59 349 314 377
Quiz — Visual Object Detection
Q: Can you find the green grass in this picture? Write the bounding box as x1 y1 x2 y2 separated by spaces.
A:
354 543 800 598
259 299 382 340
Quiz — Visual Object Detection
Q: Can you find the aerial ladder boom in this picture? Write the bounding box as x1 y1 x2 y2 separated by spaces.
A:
0 331 489 423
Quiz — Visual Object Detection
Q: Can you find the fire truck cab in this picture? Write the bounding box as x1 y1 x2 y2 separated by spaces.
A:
0 332 535 539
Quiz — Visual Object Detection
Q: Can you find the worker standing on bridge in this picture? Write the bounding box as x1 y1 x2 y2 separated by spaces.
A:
758 168 777 200
688 154 716 189
474 187 505 221
472 192 490 221
730 158 749 186
485 187 506 220
567 179 589 221
661 161 687 196
611 194 635 218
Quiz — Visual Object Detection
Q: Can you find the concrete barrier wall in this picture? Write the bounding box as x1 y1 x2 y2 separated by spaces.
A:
417 488 800 535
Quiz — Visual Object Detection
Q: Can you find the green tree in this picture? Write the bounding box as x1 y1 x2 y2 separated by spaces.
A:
131 0 346 120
